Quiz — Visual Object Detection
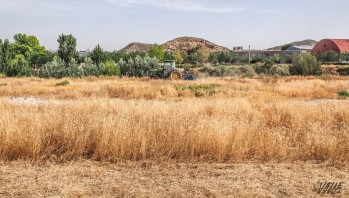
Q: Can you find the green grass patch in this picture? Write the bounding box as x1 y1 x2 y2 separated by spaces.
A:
338 90 349 99
55 80 70 87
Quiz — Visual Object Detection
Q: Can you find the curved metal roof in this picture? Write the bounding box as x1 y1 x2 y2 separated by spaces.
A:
312 39 349 54
330 39 349 52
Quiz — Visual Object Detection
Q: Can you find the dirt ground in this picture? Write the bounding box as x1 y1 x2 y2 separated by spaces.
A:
0 161 348 198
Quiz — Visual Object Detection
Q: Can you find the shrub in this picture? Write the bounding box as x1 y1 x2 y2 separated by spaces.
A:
338 90 349 99
337 67 349 76
270 65 290 76
118 56 158 77
41 56 68 78
240 66 256 77
201 64 215 74
66 59 84 78
289 53 321 76
101 60 120 76
318 51 339 63
41 56 95 78
55 80 70 87
82 57 99 77
261 59 274 74
210 66 241 77
7 56 33 77
202 65 255 77
252 64 264 74
0 73 5 78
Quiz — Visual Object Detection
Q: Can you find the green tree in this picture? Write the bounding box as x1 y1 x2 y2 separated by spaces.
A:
12 33 46 59
105 51 125 63
261 59 274 74
7 55 32 77
30 50 55 70
148 44 165 61
164 52 174 60
289 53 321 76
197 47 209 63
320 51 339 63
41 56 66 78
209 52 219 64
82 57 99 76
217 52 232 63
0 39 13 75
340 52 349 63
90 44 106 70
57 34 78 66
174 51 184 64
101 59 120 76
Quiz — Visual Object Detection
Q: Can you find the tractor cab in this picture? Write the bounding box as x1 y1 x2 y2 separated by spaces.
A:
149 60 189 80
158 60 180 79
160 60 176 71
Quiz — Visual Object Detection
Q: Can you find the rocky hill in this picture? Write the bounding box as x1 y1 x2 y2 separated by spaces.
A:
161 37 229 53
120 37 230 54
120 42 152 53
268 39 317 50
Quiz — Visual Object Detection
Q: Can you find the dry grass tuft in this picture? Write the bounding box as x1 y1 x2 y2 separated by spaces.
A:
2 76 349 197
0 77 349 165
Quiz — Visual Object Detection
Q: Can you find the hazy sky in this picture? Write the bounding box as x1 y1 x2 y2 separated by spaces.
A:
1 0 348 51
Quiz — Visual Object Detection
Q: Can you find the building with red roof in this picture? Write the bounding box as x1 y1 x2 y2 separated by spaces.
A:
312 39 349 54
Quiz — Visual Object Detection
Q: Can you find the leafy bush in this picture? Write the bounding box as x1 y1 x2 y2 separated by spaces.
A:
0 73 5 78
337 67 349 76
240 66 256 77
254 63 290 76
41 56 98 78
262 59 274 74
210 66 241 77
289 53 321 76
338 90 349 99
82 57 99 77
65 59 84 78
41 56 68 78
252 64 264 74
318 51 339 63
7 55 33 77
270 65 290 76
118 56 158 77
101 60 120 76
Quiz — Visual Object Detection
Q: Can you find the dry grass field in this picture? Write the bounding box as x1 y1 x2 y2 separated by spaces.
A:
0 76 349 197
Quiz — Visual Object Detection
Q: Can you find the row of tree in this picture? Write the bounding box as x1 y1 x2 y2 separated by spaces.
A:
1 33 349 78
0 34 162 78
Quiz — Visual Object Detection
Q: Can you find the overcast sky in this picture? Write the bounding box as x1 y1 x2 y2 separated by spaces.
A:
0 0 348 51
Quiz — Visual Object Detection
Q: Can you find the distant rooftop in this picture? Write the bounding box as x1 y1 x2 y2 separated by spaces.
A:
286 45 314 51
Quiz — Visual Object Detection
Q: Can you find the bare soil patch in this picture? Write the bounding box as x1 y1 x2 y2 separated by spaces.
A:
0 162 348 197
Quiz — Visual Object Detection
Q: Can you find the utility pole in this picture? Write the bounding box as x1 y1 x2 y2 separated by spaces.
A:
248 45 251 65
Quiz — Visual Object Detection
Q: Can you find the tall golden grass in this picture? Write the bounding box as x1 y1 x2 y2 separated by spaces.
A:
0 77 349 164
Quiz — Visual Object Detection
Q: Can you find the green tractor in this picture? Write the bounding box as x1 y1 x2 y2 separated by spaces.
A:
149 60 196 80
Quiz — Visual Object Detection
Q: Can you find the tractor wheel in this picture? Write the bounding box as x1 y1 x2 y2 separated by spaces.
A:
170 71 181 80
